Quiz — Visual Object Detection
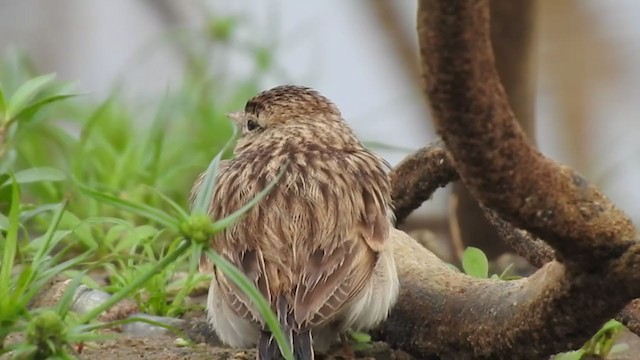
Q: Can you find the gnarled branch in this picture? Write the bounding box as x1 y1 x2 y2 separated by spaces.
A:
452 0 538 260
419 0 635 263
389 140 456 225
380 1 640 358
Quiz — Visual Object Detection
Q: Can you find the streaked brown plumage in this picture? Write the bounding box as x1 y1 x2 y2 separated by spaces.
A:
192 85 398 360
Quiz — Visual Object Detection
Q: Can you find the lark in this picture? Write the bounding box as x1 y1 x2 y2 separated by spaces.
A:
192 85 398 359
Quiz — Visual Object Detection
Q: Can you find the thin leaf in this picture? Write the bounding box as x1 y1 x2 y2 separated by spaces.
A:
0 212 8 231
140 92 172 181
19 203 60 223
147 186 189 222
211 161 288 232
498 263 514 280
79 240 191 324
24 230 73 253
0 85 5 113
167 244 204 317
0 176 20 305
12 93 80 121
0 149 17 173
6 73 56 121
206 249 294 360
56 271 87 319
30 254 88 297
78 183 180 231
462 247 489 279
1 166 65 188
32 202 67 266
190 124 238 215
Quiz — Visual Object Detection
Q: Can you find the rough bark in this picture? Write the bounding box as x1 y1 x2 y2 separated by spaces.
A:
418 0 635 263
390 140 456 225
391 139 640 343
452 0 537 260
385 228 635 359
380 1 640 358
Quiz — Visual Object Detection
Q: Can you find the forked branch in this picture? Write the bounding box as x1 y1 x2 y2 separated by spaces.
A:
381 1 640 358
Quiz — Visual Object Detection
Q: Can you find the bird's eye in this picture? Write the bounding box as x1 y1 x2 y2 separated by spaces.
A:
246 119 260 131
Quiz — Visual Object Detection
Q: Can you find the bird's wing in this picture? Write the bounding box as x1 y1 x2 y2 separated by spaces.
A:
292 183 390 328
292 237 376 328
214 246 272 324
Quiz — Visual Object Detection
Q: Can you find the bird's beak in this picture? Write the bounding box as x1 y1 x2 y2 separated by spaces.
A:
226 112 244 126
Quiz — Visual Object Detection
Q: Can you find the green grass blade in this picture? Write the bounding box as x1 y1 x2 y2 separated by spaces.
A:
205 249 294 360
0 166 65 188
11 93 80 121
0 85 5 114
18 203 60 224
55 271 87 319
211 162 288 232
32 201 66 266
0 213 8 231
147 186 190 222
140 92 171 182
6 73 56 121
31 254 88 297
167 243 204 317
79 240 191 324
0 176 20 304
77 183 180 231
190 124 238 215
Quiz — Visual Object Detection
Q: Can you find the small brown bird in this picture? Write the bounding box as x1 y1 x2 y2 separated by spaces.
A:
192 85 398 360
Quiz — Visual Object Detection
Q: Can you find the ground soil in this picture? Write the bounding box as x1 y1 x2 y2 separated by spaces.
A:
77 335 414 360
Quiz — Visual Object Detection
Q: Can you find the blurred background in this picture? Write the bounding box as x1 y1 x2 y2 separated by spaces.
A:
1 0 638 260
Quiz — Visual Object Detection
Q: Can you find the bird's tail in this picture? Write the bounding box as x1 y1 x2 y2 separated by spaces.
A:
257 329 285 360
257 329 313 360
293 330 314 360
257 295 314 360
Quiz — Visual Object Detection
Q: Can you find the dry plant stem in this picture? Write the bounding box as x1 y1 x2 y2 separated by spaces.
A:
389 140 457 225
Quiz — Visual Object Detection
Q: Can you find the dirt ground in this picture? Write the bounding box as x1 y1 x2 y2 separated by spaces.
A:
78 336 414 360
74 328 640 360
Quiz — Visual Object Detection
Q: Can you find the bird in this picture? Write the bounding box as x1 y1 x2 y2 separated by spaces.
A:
191 85 399 360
